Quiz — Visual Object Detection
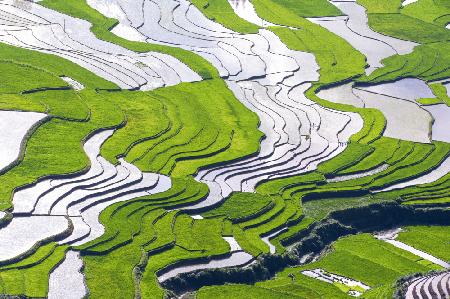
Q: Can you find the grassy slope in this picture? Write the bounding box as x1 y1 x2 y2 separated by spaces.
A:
202 233 438 298
358 0 450 40
234 195 303 255
0 2 264 297
360 41 450 83
270 25 366 84
302 195 388 221
418 89 450 105
428 83 450 106
0 40 126 212
40 0 218 79
0 43 117 90
171 2 450 297
357 0 402 13
366 14 450 44
0 244 68 297
251 0 338 28
269 0 342 18
252 0 450 208
97 79 262 177
258 272 351 299
0 62 68 93
397 226 450 261
0 77 261 298
2 1 449 298
0 6 263 295
75 174 255 297
191 0 260 33
0 2 263 207
0 64 124 210
127 80 263 177
308 234 440 286
198 284 303 299
190 0 449 266
357 0 450 83
401 0 450 25
202 192 273 222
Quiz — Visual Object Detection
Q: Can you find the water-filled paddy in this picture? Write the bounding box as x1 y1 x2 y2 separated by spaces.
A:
0 0 449 298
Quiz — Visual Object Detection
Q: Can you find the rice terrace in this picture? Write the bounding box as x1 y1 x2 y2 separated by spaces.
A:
0 0 449 298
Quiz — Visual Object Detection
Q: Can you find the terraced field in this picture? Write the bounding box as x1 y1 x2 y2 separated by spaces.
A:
0 0 449 298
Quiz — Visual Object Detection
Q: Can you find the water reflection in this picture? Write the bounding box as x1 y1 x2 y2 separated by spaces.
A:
227 0 275 27
13 0 32 10
423 104 450 143
317 79 434 143
402 0 418 6
358 78 435 101
308 1 417 75
444 81 450 97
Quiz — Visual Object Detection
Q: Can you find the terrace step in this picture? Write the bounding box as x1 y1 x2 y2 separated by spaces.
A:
0 2 201 91
406 272 450 299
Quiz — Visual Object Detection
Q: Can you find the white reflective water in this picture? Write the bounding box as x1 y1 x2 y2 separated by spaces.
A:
2 0 444 293
405 272 450 299
0 0 201 90
424 104 450 143
85 0 364 210
360 78 435 101
60 76 85 90
353 88 432 143
227 0 275 27
379 156 450 192
0 216 69 261
261 227 288 254
0 110 46 172
48 250 87 299
327 164 389 183
402 0 418 6
12 129 172 247
309 0 417 74
375 228 450 268
157 250 253 282
318 80 433 143
302 268 370 297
